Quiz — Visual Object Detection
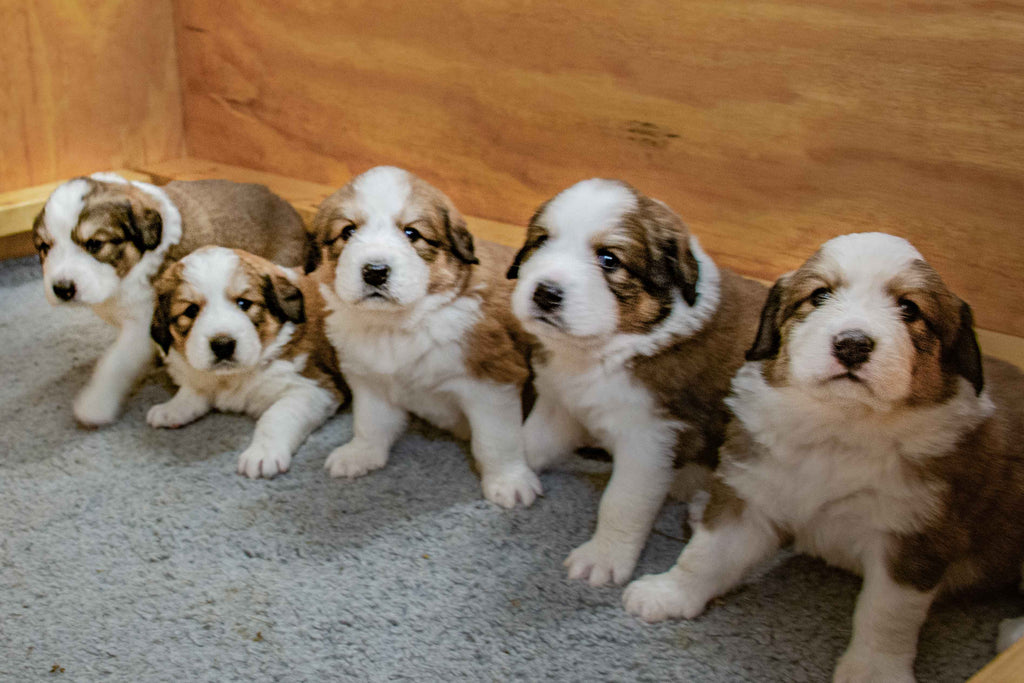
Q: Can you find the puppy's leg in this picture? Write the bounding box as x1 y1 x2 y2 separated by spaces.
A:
833 551 936 683
523 392 586 471
564 425 675 586
74 320 154 426
238 387 338 479
325 377 407 479
458 382 542 509
623 503 780 622
147 385 211 429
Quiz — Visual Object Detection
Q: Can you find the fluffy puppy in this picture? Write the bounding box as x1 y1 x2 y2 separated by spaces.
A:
508 179 767 586
148 246 348 478
309 166 541 509
31 173 305 426
622 233 1024 683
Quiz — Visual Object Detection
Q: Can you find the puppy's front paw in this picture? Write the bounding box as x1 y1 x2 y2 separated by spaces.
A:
146 398 205 429
237 443 291 479
833 649 915 683
564 536 641 587
73 385 121 427
623 568 711 622
482 466 543 509
324 441 388 479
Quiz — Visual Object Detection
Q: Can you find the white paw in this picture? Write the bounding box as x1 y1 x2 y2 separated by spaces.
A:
482 466 543 509
324 441 388 479
623 569 711 622
998 617 1024 653
564 536 641 587
237 443 292 479
146 399 203 429
833 649 915 683
73 384 122 427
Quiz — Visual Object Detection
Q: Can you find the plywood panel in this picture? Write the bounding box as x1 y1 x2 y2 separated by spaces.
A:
174 0 1024 336
0 1 184 191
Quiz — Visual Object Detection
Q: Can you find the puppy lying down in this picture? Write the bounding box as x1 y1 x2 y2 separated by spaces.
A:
32 173 306 426
148 247 349 478
307 166 541 509
623 233 1024 682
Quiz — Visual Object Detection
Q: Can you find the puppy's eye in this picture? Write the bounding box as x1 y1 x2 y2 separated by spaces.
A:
809 287 832 307
404 227 422 242
181 304 200 319
596 249 620 272
84 239 103 254
898 298 921 323
236 298 254 312
340 224 357 241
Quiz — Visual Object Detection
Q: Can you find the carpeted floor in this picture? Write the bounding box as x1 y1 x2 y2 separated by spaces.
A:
0 254 1016 682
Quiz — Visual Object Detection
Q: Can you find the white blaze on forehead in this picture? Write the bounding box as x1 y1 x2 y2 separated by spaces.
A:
350 166 414 221
540 179 638 239
182 247 241 297
43 178 92 239
819 232 924 284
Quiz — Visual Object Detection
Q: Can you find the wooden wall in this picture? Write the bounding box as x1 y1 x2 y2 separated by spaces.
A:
174 1 1022 336
0 0 184 191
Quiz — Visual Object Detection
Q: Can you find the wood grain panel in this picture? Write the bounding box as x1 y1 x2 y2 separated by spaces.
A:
174 0 1024 336
0 1 184 191
969 636 1024 682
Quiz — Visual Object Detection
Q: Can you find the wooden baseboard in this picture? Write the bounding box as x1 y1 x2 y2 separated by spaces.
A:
968 636 1024 682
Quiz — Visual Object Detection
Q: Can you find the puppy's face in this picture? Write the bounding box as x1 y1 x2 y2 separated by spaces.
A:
508 179 700 345
747 233 983 408
150 247 305 373
32 176 163 306
306 166 478 310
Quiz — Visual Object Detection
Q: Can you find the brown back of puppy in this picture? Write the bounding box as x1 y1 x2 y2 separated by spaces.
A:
166 180 306 267
634 270 769 468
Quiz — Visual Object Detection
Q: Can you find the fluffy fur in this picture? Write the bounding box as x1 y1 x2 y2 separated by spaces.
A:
312 166 541 509
148 247 348 478
622 233 1024 683
31 173 306 426
508 179 766 586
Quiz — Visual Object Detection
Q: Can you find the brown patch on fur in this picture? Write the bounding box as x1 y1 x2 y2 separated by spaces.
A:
888 358 1024 593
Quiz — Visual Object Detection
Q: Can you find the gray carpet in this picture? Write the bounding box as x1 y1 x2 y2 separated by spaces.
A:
0 255 1016 683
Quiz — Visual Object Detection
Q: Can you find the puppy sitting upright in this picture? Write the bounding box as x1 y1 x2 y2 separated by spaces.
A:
508 179 766 586
623 233 1024 683
31 173 305 426
148 246 348 478
308 166 541 509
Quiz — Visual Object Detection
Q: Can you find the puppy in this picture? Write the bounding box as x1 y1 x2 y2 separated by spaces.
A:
309 166 541 509
148 246 348 478
508 179 767 586
622 233 1024 682
31 173 305 426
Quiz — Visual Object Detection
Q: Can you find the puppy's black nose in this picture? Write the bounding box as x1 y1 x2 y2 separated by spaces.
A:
533 281 563 312
362 263 390 287
832 329 875 368
53 280 76 302
210 335 236 361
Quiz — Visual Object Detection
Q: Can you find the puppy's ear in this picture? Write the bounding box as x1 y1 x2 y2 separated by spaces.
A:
506 244 530 280
746 275 790 361
263 273 305 325
442 206 479 265
303 232 323 274
150 287 174 354
944 300 984 395
645 200 699 305
124 203 163 251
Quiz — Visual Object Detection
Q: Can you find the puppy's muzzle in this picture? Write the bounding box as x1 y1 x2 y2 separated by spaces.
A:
832 329 874 369
53 280 76 302
209 335 237 362
532 281 563 313
362 263 390 288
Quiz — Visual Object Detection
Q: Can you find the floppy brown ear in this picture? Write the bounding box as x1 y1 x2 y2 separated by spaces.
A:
263 273 305 324
944 300 984 395
303 232 323 274
745 275 790 361
124 202 163 251
506 244 531 280
150 285 174 353
442 206 478 265
645 200 699 305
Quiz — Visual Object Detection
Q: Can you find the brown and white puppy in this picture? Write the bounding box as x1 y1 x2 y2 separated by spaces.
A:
508 179 767 586
148 246 348 478
31 173 305 426
622 232 1024 683
309 166 541 508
